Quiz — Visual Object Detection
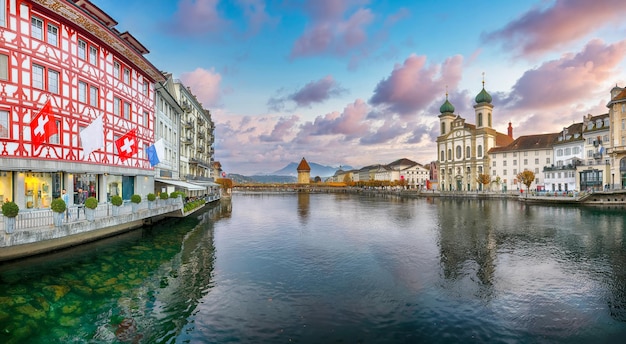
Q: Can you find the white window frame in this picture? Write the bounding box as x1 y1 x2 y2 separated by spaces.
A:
47 23 58 46
123 68 130 84
89 46 98 66
31 16 43 40
113 61 120 79
48 69 59 94
78 39 86 60
0 53 8 81
32 64 44 89
89 86 98 107
0 109 9 138
113 97 121 116
78 81 87 103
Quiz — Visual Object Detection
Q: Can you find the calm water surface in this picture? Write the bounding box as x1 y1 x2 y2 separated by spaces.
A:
1 193 626 343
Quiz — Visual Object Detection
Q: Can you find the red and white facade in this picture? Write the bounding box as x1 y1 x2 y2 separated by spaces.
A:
0 0 163 210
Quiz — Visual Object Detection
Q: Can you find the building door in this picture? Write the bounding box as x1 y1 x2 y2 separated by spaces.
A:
122 176 134 201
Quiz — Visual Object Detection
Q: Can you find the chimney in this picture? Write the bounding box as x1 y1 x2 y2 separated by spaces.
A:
508 122 513 138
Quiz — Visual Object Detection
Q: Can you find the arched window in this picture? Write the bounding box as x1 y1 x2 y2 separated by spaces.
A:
466 146 471 158
488 113 492 127
477 145 483 157
448 149 452 160
477 113 483 127
441 150 445 161
441 122 446 135
456 145 462 159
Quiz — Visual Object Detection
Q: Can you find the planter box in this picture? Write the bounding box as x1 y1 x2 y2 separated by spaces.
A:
4 216 16 233
53 212 64 227
112 206 120 216
148 201 155 210
85 208 95 222
131 203 139 213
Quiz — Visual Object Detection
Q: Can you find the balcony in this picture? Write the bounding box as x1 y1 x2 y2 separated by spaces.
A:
608 146 626 154
197 131 205 140
593 153 603 160
197 146 205 153
182 120 193 129
182 136 192 145
198 119 204 126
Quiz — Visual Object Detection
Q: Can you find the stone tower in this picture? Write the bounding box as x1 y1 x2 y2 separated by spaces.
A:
297 157 311 184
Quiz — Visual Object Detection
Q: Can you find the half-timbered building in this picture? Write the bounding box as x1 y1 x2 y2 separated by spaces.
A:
0 0 163 210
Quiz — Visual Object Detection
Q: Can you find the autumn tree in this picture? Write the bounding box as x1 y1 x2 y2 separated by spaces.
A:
476 173 491 192
516 170 535 192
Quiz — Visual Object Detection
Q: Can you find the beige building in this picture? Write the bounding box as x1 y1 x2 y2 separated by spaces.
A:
437 83 513 191
607 86 626 189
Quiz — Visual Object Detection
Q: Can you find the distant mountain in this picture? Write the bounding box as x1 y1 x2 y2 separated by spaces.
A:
228 173 297 184
272 162 354 178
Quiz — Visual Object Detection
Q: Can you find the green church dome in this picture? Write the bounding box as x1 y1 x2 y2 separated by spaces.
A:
475 87 492 104
439 98 455 114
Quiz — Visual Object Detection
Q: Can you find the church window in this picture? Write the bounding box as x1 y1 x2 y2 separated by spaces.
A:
441 150 445 161
456 145 462 159
477 145 483 157
448 149 452 160
441 122 446 135
478 113 483 127
466 146 470 158
488 113 492 127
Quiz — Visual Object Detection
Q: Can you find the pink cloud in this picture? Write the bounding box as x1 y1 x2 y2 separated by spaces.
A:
502 39 626 110
236 0 276 35
483 0 626 57
179 67 223 107
369 54 464 116
268 75 348 110
259 115 301 142
299 99 370 139
290 4 374 58
168 0 227 36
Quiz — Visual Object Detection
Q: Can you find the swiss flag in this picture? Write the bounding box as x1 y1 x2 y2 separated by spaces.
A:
30 100 57 150
115 128 138 162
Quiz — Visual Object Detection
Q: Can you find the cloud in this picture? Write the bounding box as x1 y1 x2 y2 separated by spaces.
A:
483 0 626 57
369 54 464 117
290 0 374 58
298 99 370 139
259 115 300 142
179 67 223 107
501 39 626 111
167 0 227 36
268 75 348 111
236 0 277 35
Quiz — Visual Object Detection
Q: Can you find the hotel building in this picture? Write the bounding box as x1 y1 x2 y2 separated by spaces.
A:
0 0 163 210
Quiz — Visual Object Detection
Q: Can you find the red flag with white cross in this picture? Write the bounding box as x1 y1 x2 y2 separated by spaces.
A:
115 128 138 162
30 99 57 150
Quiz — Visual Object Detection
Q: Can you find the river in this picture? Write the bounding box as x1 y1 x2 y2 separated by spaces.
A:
1 192 626 343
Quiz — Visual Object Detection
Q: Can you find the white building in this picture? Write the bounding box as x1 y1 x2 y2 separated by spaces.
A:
544 123 583 192
579 113 610 191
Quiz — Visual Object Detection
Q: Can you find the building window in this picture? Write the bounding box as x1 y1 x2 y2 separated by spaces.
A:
441 122 446 135
622 119 625 130
456 146 462 159
78 81 87 103
573 147 579 154
113 61 120 79
466 146 470 158
513 159 517 165
557 149 563 157
503 160 507 166
143 111 148 127
89 46 98 66
49 120 60 144
448 149 451 160
0 53 7 80
143 81 149 96
477 145 483 158
441 150 445 161
513 169 517 175
0 0 6 27
123 101 130 120
503 169 507 176
546 158 550 164
31 16 43 40
32 64 44 89
524 151 528 156
523 159 527 165
492 161 496 167
48 69 59 94
89 86 98 107
47 23 58 46
535 158 539 164
478 113 483 127
488 113 492 127
123 68 130 84
78 39 86 60
492 170 496 176
113 97 120 116
0 110 8 138
513 152 517 157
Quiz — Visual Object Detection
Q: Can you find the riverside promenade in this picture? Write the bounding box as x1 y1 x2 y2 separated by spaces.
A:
0 194 221 262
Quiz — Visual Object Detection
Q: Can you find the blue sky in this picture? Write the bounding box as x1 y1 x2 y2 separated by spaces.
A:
93 0 626 175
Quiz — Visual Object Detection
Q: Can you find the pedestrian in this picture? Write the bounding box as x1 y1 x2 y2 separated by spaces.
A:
61 189 70 220
77 188 86 219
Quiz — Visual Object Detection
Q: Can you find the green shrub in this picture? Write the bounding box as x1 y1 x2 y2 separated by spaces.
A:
111 195 123 206
170 191 179 199
147 193 156 201
50 198 66 213
85 197 98 209
159 192 169 200
130 194 142 204
1 201 19 217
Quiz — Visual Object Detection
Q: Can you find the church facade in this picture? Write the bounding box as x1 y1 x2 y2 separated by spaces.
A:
436 84 513 191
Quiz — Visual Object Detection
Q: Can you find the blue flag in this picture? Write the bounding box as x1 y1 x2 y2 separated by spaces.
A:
146 139 164 166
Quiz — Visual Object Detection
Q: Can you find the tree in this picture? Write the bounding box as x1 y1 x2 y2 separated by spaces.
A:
516 170 535 192
491 176 502 192
476 173 491 192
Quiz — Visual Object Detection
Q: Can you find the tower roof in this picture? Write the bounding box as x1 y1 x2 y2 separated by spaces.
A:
439 93 455 114
297 157 311 172
475 87 492 104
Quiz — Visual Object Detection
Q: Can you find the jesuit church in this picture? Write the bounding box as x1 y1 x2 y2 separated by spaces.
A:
436 83 514 191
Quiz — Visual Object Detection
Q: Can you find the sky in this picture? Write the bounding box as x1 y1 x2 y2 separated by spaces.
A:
92 0 626 175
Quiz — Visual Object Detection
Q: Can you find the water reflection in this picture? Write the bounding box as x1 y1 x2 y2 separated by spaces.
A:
297 192 309 223
0 201 231 343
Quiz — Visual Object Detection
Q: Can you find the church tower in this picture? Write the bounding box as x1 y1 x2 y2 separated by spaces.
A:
297 157 311 184
438 91 456 136
474 75 494 129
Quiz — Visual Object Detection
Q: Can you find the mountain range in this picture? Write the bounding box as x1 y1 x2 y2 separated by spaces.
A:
227 162 354 184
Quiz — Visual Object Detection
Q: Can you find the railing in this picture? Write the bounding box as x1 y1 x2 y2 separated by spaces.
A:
0 198 184 234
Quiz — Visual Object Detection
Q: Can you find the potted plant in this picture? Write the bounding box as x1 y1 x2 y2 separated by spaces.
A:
84 196 98 221
170 191 181 205
130 194 141 212
111 195 123 216
1 201 19 234
50 198 66 227
159 191 169 205
147 193 156 209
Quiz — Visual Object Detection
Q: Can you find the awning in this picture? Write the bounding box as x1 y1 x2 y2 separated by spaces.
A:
155 178 206 191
